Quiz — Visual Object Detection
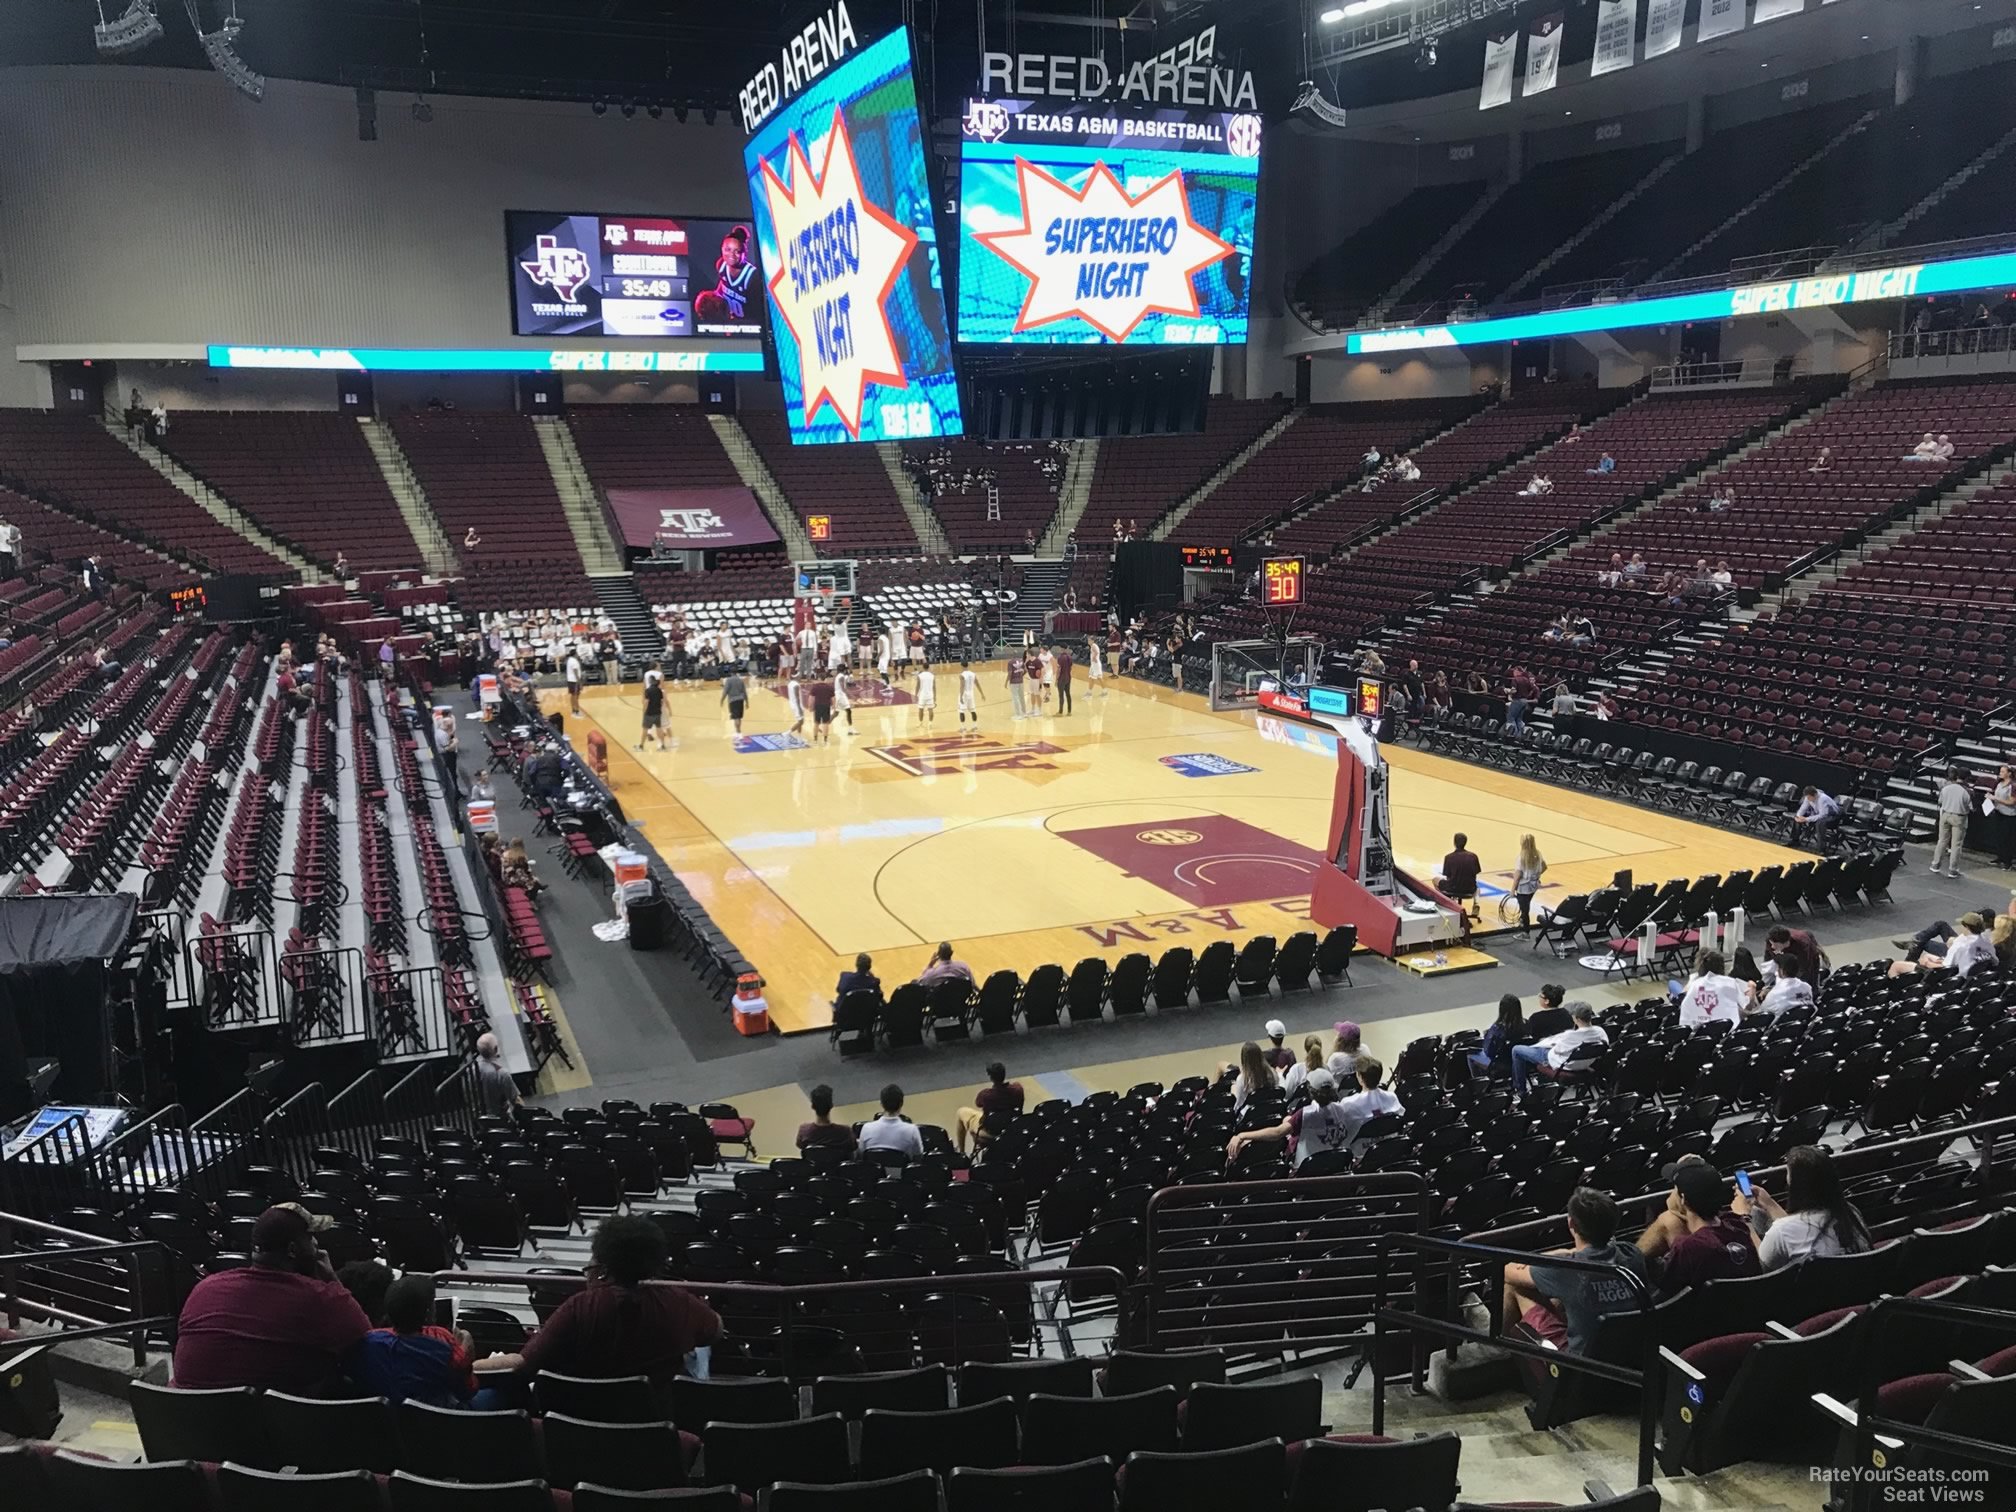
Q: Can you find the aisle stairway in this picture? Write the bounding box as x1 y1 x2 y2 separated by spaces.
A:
1004 560 1068 639
532 417 625 575
359 419 458 576
590 572 664 658
104 420 320 581
708 416 816 561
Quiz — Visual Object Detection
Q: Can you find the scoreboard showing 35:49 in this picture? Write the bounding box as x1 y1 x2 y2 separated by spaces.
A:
958 99 1262 346
507 212 767 340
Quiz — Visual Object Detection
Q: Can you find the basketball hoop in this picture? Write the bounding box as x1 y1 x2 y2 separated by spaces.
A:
814 585 836 622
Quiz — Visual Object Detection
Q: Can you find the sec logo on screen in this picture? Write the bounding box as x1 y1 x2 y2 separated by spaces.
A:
1226 114 1263 158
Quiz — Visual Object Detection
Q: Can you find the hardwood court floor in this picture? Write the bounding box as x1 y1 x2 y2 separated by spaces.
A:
548 677 1805 1035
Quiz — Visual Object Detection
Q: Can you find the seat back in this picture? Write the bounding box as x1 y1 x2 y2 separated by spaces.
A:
672 1374 798 1427
958 1356 1094 1404
859 1397 1020 1477
261 1392 398 1475
766 1469 941 1512
1288 1433 1462 1512
810 1365 949 1419
1099 1348 1227 1400
945 1457 1116 1512
1119 1439 1286 1512
217 1464 383 1512
541 1415 687 1491
1182 1376 1323 1451
395 1400 542 1482
703 1412 850 1490
49 1452 213 1512
386 1470 557 1511
1023 1386 1179 1465
533 1371 658 1423
132 1382 267 1467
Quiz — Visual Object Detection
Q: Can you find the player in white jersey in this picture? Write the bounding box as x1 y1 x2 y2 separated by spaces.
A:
957 662 980 724
915 665 937 723
785 672 805 735
833 666 853 731
875 630 892 688
829 621 851 671
1088 636 1106 693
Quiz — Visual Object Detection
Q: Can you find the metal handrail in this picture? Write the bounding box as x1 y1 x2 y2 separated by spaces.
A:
1373 1229 1660 1488
433 1265 1129 1378
0 1212 179 1367
1839 1296 2016 1512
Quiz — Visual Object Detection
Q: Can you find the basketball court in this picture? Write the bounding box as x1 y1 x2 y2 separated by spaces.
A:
545 675 1806 1034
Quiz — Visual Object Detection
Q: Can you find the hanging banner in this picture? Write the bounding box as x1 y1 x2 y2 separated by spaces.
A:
1698 0 1746 42
1591 0 1638 76
1754 0 1805 19
1523 12 1564 97
1644 0 1686 57
1480 29 1519 111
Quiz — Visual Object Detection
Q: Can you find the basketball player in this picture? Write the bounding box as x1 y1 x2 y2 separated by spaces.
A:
639 666 668 751
833 664 853 731
830 617 851 673
720 669 748 735
915 662 937 725
1039 642 1057 709
785 668 806 735
807 674 834 746
875 627 893 690
957 661 981 725
564 644 584 717
1005 652 1026 719
1025 644 1046 712
1088 635 1106 693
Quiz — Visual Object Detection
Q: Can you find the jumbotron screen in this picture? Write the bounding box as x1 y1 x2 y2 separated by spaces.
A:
742 27 964 446
506 212 766 340
956 99 1262 346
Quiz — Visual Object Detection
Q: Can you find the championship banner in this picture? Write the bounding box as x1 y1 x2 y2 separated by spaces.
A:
1523 13 1564 97
1480 28 1519 110
1754 0 1805 20
1591 0 1638 77
606 487 780 549
1644 0 1686 58
1698 0 1746 42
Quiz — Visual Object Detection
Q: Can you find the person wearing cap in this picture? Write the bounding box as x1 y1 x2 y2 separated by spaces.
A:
1635 1162 1761 1295
1224 1065 1355 1169
1510 1002 1607 1098
1327 1021 1364 1082
1502 1187 1648 1355
1260 1020 1296 1073
172 1205 372 1391
1891 911 1996 978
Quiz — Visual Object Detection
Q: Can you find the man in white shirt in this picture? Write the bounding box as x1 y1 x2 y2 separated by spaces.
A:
564 647 584 717
1909 432 1939 461
1677 950 1748 1029
1934 433 1956 461
1510 1003 1608 1097
857 1084 925 1160
1332 1056 1405 1154
1362 445 1381 478
1930 767 1973 878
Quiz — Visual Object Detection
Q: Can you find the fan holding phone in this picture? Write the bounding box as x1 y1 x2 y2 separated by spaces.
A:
1729 1146 1871 1271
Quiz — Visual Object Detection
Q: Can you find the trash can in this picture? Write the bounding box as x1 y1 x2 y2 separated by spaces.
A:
623 877 672 951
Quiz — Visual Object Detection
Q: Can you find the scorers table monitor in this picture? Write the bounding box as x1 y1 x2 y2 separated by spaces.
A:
1262 556 1304 607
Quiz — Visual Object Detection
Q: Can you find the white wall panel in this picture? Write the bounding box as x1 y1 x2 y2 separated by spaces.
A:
0 66 749 354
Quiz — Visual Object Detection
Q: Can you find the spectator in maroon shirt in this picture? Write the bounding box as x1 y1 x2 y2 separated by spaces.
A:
1763 924 1820 985
172 1206 372 1392
1437 833 1483 918
796 1083 856 1154
477 1216 721 1385
1635 1160 1761 1296
955 1061 1025 1154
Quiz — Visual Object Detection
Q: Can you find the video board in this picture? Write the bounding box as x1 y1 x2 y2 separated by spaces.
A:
956 98 1262 346
742 26 964 445
507 212 766 340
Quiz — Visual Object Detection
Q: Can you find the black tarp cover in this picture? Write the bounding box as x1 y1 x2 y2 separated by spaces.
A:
0 894 140 972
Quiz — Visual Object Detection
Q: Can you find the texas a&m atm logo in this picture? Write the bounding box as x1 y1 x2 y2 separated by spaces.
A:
868 734 1064 778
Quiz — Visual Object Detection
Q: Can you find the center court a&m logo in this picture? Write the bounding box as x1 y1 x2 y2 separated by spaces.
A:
520 235 593 302
868 734 1065 778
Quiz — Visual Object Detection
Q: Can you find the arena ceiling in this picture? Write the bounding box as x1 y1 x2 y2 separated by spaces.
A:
0 0 1305 116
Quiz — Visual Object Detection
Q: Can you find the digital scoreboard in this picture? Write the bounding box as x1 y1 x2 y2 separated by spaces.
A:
507 212 767 340
1261 556 1304 608
1181 544 1233 568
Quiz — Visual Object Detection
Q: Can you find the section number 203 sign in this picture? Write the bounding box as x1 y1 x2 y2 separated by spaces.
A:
1262 556 1304 607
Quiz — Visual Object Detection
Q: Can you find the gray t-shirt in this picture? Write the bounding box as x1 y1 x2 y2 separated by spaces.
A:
722 675 748 704
474 1058 518 1116
1528 1240 1649 1355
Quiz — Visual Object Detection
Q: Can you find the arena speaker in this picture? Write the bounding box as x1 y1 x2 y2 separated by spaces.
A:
518 375 562 414
960 349 1212 440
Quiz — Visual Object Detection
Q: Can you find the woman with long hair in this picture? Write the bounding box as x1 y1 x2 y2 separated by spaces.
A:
1993 764 2016 868
1469 993 1525 1078
1283 1033 1327 1099
1511 834 1546 934
1227 1041 1277 1114
1737 1144 1870 1269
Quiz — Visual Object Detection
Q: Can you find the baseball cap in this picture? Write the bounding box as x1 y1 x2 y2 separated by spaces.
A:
251 1204 317 1254
1334 1020 1360 1042
1673 1162 1731 1217
1305 1067 1336 1094
1264 1019 1287 1040
1657 1151 1709 1184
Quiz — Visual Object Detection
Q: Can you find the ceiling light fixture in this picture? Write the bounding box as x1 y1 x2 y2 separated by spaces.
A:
94 0 163 55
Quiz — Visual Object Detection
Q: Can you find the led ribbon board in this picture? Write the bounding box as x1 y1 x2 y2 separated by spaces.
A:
207 346 765 373
1342 249 2016 355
